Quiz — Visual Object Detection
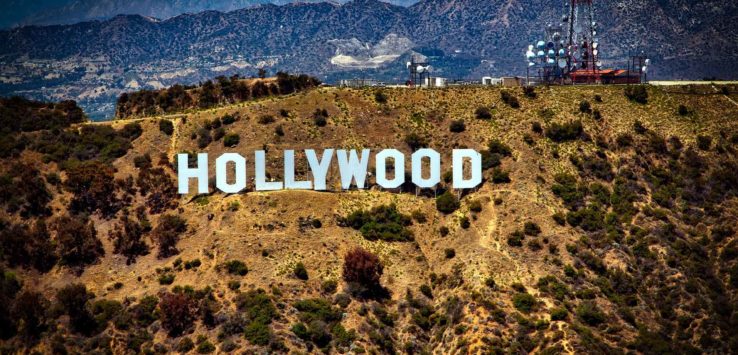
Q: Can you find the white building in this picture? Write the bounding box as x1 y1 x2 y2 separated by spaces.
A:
481 76 502 85
423 77 447 88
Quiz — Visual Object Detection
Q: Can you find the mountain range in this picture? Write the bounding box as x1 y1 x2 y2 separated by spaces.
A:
1 0 737 119
0 0 420 29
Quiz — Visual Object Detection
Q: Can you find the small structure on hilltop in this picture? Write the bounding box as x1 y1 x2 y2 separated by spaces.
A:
406 55 431 87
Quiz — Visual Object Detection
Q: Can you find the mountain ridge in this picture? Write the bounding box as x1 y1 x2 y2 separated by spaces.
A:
1 0 736 119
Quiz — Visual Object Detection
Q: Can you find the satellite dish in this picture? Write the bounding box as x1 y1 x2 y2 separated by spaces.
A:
592 21 597 27
537 50 545 58
528 44 534 51
592 30 597 36
547 58 555 64
548 49 555 56
416 65 425 73
592 42 599 49
537 41 546 49
593 49 599 56
553 32 561 41
558 48 566 56
645 59 650 66
596 61 603 67
558 59 567 68
642 66 648 72
529 62 536 67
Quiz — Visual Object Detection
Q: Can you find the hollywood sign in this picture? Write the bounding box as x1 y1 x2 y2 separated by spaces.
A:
177 149 482 194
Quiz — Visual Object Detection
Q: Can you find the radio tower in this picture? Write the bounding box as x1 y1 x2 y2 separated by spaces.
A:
566 0 599 80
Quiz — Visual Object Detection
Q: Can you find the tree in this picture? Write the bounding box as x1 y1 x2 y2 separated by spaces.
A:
224 133 240 147
258 68 267 79
109 211 150 264
56 284 97 334
65 161 121 217
159 292 196 337
436 191 460 214
153 214 187 258
159 120 174 135
12 290 48 339
343 247 384 297
55 215 103 273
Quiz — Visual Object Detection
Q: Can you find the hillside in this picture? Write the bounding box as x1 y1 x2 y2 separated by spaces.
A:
1 83 738 353
1 0 737 118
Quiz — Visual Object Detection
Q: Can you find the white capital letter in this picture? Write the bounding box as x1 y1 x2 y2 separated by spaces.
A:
411 149 441 188
375 149 405 189
255 150 283 191
284 150 312 190
337 149 370 189
306 149 334 191
452 149 482 189
216 153 246 193
178 153 209 194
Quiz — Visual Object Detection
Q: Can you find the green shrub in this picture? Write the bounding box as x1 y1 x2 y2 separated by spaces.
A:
696 135 712 150
176 337 194 352
459 216 470 229
196 340 215 354
411 210 427 223
419 284 433 299
257 115 275 124
487 139 512 157
507 230 524 247
469 199 482 213
223 133 240 147
158 273 175 285
449 120 466 133
375 91 388 104
545 121 584 142
576 301 605 325
294 262 309 280
678 105 690 116
579 100 592 113
321 280 338 294
550 307 568 321
475 106 492 120
159 120 174 135
624 85 648 104
491 168 511 183
223 260 248 276
552 212 566 226
436 191 460 214
524 221 541 236
501 91 520 108
221 114 236 125
404 133 428 151
444 248 456 259
344 204 413 242
513 293 536 313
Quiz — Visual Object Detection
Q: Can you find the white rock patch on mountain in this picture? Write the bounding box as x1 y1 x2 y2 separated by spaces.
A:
329 33 413 69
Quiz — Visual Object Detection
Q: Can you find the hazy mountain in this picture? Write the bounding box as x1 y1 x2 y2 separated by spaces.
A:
0 0 736 119
0 0 420 28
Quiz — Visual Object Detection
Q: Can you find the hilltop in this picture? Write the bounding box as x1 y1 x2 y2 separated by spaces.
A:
1 83 738 353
